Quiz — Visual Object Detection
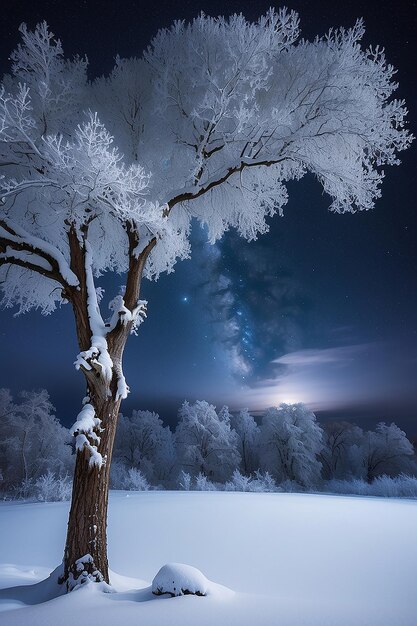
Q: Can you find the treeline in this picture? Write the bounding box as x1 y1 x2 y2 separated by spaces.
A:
1 389 416 500
0 389 73 499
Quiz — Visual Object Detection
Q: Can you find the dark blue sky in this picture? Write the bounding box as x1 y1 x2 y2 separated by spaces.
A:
1 0 416 435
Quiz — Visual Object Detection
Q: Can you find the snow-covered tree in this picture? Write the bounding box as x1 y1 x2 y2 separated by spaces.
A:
0 388 17 490
0 11 411 588
113 409 175 483
360 422 415 482
175 400 240 481
319 421 365 480
260 403 324 488
0 388 72 493
231 408 260 475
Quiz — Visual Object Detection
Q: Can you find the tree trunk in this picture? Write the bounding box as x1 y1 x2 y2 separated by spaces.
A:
61 391 122 589
58 225 154 590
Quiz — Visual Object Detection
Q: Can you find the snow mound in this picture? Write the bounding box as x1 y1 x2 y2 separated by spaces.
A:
152 563 208 597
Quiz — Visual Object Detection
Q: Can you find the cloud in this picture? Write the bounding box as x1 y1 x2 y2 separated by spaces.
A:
273 344 372 368
238 342 389 413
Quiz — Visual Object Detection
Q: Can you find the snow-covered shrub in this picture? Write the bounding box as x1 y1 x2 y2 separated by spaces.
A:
372 474 417 498
224 470 278 492
178 470 192 491
110 461 128 489
13 471 72 501
35 471 72 501
394 475 417 497
14 478 35 500
194 473 217 491
279 479 303 493
176 471 216 491
324 474 417 498
111 463 150 491
252 471 278 492
125 468 150 491
152 563 209 597
224 470 252 491
325 478 369 496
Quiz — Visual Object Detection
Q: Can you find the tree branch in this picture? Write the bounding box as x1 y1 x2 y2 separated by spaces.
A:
0 252 60 282
166 155 290 214
123 223 157 311
0 216 79 289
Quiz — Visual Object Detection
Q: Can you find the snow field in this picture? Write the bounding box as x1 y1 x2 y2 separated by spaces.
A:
0 491 416 625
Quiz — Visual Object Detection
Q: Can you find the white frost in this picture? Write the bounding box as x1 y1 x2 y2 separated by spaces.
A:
0 13 412 317
0 218 80 287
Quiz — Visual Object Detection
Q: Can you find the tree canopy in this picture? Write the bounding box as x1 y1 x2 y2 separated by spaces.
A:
0 11 412 315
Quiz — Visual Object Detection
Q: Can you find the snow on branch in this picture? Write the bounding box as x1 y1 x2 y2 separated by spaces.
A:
74 241 113 384
108 295 147 334
0 217 79 287
70 403 104 469
0 248 54 276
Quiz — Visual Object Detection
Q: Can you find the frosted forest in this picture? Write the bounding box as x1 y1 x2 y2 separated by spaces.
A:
1 388 417 499
0 3 416 625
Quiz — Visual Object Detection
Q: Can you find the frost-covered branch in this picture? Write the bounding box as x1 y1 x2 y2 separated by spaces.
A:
0 216 79 288
0 249 57 282
165 154 289 212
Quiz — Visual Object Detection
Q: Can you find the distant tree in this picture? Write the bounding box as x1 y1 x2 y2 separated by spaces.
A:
0 388 72 493
231 408 260 475
319 421 364 480
175 400 240 481
260 403 324 488
0 11 411 587
361 422 415 482
113 409 175 483
0 388 16 489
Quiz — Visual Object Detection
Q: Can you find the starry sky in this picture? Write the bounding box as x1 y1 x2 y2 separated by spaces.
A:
0 0 416 434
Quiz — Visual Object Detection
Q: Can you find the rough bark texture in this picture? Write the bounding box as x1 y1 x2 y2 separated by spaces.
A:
62 392 121 588
59 225 156 590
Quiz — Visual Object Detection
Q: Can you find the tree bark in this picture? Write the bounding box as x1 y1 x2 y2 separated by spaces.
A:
61 390 122 589
59 225 155 590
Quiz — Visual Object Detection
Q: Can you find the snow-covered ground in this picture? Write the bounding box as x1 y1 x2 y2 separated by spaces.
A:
0 491 416 625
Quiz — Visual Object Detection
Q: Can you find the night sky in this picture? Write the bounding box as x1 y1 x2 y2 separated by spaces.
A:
0 0 416 435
